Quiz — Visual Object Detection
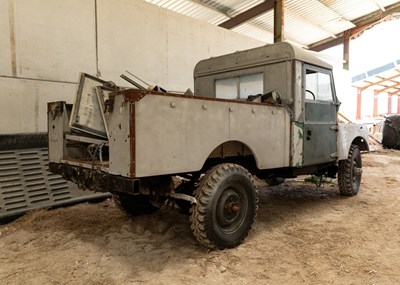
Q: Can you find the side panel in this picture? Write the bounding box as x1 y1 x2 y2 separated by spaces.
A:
134 95 290 177
290 122 304 167
108 96 131 177
337 124 369 160
302 64 338 166
134 95 229 177
229 102 290 169
303 102 337 165
48 102 69 163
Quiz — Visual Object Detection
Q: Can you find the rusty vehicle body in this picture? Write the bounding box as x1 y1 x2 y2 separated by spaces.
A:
48 42 369 249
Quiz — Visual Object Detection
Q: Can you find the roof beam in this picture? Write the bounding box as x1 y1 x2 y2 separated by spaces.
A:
218 0 274 29
378 82 400 93
309 1 400 51
361 73 400 91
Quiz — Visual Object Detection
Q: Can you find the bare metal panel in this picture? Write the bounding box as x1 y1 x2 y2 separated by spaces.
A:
108 95 131 177
0 148 110 220
337 124 369 160
229 102 290 169
290 122 304 167
135 94 230 177
303 101 337 166
48 102 69 163
134 94 290 177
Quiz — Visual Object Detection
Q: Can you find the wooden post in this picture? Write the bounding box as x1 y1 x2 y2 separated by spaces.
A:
388 93 393 114
373 90 379 118
398 95 400 114
356 88 362 120
274 0 284 43
343 34 350 70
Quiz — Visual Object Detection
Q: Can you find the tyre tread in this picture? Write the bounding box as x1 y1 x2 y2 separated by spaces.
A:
190 163 258 249
338 145 361 196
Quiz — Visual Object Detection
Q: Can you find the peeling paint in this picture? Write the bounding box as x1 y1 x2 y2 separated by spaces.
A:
291 122 303 167
297 129 303 139
295 122 304 139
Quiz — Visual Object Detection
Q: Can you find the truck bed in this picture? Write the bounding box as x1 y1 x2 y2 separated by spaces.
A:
48 89 291 179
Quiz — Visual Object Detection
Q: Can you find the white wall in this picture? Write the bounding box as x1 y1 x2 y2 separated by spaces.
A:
0 0 263 134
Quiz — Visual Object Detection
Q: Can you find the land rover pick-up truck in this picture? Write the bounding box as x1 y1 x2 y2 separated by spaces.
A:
48 42 369 249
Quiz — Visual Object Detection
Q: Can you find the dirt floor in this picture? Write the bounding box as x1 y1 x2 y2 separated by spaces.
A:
1 149 400 285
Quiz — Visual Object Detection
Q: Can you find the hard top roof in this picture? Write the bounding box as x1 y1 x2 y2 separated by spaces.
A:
194 42 332 77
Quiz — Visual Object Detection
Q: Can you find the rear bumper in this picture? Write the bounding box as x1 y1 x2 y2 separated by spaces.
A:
49 162 140 195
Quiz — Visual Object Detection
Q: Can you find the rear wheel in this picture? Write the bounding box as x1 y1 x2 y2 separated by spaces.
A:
190 163 258 249
338 145 362 196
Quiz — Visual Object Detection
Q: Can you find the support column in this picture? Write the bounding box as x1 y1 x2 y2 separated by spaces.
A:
373 90 379 118
343 34 350 70
398 95 400 114
388 93 393 114
356 88 362 120
274 0 284 43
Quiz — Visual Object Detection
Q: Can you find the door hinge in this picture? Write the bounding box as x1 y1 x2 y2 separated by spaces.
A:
330 152 338 158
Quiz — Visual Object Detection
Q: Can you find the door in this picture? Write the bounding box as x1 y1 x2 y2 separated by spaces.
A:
303 64 338 166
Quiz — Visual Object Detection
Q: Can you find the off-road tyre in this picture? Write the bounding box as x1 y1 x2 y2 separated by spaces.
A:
338 144 362 196
113 193 158 216
190 163 258 249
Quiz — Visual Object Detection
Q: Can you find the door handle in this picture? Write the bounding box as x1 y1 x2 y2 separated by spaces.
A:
306 130 312 140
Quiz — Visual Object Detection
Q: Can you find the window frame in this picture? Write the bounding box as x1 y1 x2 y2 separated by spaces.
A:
215 72 264 100
303 64 337 104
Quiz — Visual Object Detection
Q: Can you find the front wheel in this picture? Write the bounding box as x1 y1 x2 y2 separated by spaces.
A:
190 163 258 249
338 145 362 196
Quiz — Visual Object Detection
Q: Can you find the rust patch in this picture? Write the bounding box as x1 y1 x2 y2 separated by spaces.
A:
113 88 281 108
9 0 17 76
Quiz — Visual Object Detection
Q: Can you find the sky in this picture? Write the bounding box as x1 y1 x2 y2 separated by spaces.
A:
349 19 400 74
319 18 400 120
322 18 400 74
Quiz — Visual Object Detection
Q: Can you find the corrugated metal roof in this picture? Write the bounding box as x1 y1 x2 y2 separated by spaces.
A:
144 0 400 46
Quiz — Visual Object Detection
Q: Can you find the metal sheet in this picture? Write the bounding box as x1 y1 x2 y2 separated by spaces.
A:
0 148 110 221
69 73 107 138
134 93 290 177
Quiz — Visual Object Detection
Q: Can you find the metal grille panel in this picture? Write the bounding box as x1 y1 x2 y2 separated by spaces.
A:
0 148 110 220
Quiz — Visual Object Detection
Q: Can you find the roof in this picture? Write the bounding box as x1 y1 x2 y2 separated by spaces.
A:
144 0 400 49
194 42 332 77
352 59 400 95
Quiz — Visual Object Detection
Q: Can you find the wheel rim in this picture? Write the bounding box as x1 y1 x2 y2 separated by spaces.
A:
215 186 248 234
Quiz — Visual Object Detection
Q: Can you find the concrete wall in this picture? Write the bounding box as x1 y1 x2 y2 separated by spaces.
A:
0 0 263 134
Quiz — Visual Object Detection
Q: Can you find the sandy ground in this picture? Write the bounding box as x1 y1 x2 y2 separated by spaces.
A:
1 149 400 285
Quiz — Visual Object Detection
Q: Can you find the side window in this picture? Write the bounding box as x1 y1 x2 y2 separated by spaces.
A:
305 69 333 102
215 78 238 99
215 73 263 99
